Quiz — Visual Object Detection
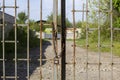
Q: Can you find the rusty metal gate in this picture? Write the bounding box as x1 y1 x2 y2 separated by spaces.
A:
0 0 120 80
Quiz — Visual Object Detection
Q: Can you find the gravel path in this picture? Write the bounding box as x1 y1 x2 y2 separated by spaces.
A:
30 40 120 80
1 40 120 80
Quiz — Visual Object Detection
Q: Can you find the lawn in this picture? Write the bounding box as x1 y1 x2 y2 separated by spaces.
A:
76 39 120 56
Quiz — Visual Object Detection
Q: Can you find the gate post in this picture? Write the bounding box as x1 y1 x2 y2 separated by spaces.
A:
61 0 66 80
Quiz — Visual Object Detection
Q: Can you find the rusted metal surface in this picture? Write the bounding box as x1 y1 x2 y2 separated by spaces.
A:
110 0 113 79
72 0 76 80
40 0 43 80
86 0 89 80
53 0 59 80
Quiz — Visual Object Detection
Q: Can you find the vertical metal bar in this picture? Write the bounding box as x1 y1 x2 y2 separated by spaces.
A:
14 0 17 80
52 59 55 80
53 0 58 80
52 22 55 80
110 0 113 80
40 0 43 80
2 0 5 80
72 0 76 80
85 0 88 80
98 0 101 80
61 0 66 80
82 3 85 23
53 0 58 57
27 0 30 79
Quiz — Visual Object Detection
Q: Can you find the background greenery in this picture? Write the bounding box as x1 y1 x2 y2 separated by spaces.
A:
76 0 120 56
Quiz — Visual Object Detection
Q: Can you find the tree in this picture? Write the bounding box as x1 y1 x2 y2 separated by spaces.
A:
85 0 120 41
17 12 28 24
34 13 72 33
16 12 38 47
47 13 72 27
76 21 82 28
113 0 120 12
29 20 39 31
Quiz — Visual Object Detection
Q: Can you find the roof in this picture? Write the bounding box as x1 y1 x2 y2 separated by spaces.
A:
36 20 47 23
0 11 15 24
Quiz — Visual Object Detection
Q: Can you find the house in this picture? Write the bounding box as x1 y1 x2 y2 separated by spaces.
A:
36 20 82 39
0 11 15 39
36 20 61 39
66 28 81 39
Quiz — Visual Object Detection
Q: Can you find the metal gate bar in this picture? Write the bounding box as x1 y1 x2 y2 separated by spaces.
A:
39 0 60 80
72 0 114 80
14 0 17 80
53 0 59 80
27 0 30 79
98 0 101 80
110 0 113 79
2 0 5 79
72 0 76 80
85 0 89 80
61 0 66 80
40 0 43 79
1 0 30 79
72 0 89 80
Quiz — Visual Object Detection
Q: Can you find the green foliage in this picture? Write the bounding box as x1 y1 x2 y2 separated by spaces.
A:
29 13 72 32
86 0 120 41
7 27 39 50
76 21 82 28
0 27 39 59
113 0 120 12
76 0 120 56
29 20 40 31
47 13 72 27
0 12 39 58
17 12 28 24
113 18 120 41
76 39 120 56
76 21 86 39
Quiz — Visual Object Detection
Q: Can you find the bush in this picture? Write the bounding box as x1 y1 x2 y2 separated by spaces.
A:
0 27 39 58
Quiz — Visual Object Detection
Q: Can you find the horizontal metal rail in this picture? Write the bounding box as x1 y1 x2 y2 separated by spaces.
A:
0 24 7 26
71 10 89 12
71 9 112 13
13 24 28 27
1 41 19 43
0 59 7 61
113 28 120 30
0 6 19 8
1 76 19 79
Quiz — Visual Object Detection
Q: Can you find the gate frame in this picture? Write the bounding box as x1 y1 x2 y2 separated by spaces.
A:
61 0 66 80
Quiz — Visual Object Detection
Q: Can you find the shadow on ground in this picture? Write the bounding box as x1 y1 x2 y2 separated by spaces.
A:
0 40 51 80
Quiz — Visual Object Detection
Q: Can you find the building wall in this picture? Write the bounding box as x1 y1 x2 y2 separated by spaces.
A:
0 22 14 39
0 11 14 39
66 28 82 39
0 27 1 40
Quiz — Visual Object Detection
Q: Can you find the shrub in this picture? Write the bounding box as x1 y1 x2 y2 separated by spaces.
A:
0 27 39 58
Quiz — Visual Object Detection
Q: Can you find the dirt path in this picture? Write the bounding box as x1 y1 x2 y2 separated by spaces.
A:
1 40 120 80
29 40 120 80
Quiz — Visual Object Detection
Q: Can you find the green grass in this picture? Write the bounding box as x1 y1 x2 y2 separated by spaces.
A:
76 39 120 56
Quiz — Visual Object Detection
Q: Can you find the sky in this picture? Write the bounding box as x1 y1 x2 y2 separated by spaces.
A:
0 0 86 22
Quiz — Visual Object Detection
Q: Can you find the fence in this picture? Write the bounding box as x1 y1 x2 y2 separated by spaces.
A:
0 0 120 80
